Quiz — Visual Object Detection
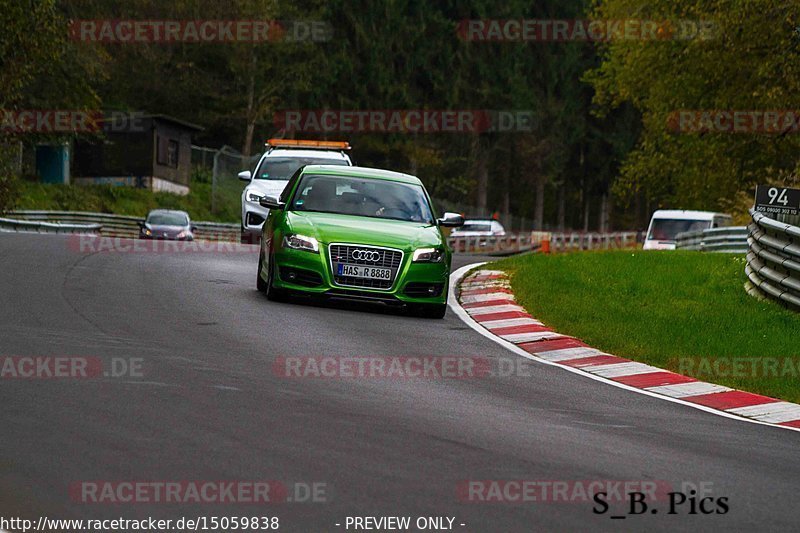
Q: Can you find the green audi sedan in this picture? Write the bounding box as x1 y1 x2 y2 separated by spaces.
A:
255 165 464 318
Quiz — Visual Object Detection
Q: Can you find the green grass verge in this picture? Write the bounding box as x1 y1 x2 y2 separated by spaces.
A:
10 179 242 223
493 251 800 403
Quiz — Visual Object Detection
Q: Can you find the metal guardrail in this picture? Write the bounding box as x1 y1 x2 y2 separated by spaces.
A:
675 226 748 253
448 231 639 255
0 217 101 234
3 211 240 241
745 209 800 309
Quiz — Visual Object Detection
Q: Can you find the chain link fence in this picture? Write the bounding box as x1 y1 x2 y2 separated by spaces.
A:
191 145 259 219
0 142 23 212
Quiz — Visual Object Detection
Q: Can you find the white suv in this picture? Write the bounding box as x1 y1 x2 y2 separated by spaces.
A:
239 139 352 243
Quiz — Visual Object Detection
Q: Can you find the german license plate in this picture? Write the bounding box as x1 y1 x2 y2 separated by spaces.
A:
337 264 392 280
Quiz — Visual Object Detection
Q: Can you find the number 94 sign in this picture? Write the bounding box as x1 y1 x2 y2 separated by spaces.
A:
755 185 800 216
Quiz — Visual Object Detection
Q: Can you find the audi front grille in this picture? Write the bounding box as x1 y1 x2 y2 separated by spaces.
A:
328 243 404 290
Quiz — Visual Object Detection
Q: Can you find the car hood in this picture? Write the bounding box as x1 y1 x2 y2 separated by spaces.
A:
246 179 289 198
643 241 676 250
286 211 442 250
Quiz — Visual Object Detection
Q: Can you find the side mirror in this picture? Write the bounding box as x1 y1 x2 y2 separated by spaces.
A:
190 224 197 232
137 221 145 229
437 212 465 227
238 170 252 182
259 195 285 210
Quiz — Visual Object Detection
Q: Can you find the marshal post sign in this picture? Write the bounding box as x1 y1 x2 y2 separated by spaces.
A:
754 185 800 217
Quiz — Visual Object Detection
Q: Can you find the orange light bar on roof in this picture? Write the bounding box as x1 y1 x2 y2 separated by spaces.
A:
266 139 351 150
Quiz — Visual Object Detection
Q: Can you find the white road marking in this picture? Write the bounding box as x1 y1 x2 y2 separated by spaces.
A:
727 402 800 423
461 292 514 304
500 331 562 343
537 347 606 362
645 382 732 398
472 269 505 276
582 362 661 378
482 317 544 329
467 304 524 316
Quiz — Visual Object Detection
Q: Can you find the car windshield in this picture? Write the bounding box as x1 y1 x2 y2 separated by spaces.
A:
290 174 434 224
147 213 188 226
647 219 711 241
254 156 348 181
457 222 493 232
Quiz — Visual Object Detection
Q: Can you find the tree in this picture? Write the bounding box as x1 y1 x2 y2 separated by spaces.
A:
586 0 800 214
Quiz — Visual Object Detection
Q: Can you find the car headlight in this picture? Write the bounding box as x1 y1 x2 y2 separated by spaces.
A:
143 228 152 236
176 230 188 239
283 233 319 253
413 247 445 263
247 191 264 202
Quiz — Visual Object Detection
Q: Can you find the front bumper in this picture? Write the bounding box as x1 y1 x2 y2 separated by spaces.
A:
267 243 450 305
139 233 193 241
242 201 270 243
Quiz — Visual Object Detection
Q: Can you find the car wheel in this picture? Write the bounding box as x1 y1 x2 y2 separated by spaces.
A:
264 253 288 302
256 253 268 293
413 303 447 319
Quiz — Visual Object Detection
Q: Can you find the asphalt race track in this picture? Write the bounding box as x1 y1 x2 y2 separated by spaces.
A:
1 232 799 532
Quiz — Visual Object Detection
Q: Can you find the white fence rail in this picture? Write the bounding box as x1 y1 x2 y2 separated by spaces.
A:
447 231 639 255
547 232 638 252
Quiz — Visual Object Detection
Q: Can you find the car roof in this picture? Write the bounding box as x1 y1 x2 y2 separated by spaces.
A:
300 165 423 185
263 148 351 161
651 210 730 220
147 209 190 217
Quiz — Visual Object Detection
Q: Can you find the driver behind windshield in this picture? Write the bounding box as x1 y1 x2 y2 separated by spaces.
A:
293 175 432 223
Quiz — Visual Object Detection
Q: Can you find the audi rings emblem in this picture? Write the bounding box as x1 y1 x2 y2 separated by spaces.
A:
351 249 381 261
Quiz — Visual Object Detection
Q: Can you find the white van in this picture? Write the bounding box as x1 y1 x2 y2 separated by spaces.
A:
643 210 732 250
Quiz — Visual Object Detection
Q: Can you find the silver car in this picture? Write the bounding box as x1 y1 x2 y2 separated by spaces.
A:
138 209 195 241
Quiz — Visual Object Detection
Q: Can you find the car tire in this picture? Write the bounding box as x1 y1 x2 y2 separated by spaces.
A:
257 253 268 293
264 253 288 302
413 303 447 319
